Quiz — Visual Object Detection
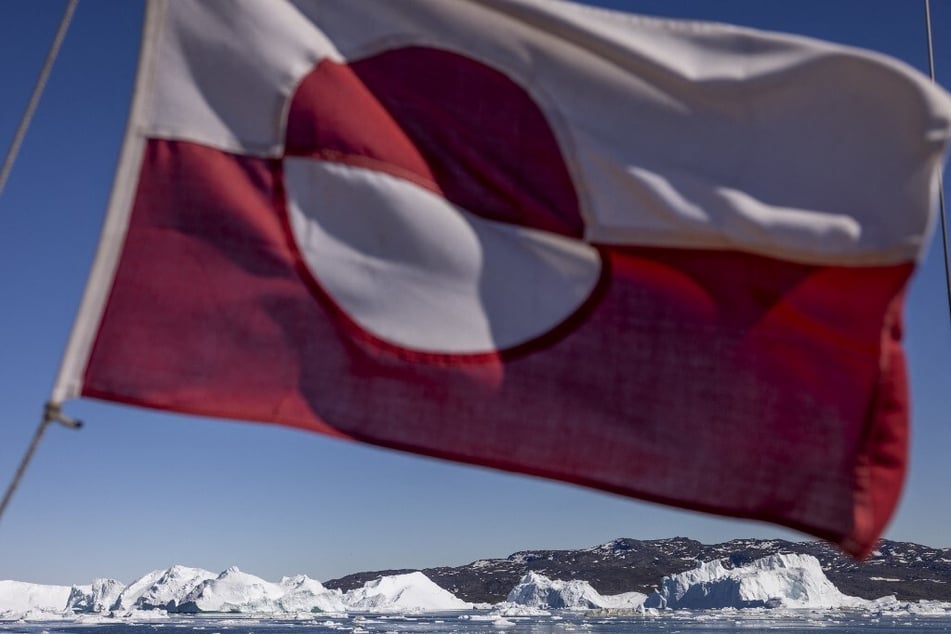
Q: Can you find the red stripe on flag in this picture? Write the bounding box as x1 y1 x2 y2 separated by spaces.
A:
82 140 910 556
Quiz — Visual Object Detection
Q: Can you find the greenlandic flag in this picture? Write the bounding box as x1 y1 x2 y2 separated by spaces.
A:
54 0 951 557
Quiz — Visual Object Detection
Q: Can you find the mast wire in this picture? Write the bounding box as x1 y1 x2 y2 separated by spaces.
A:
0 404 81 525
0 0 81 526
0 0 79 201
0 417 52 525
925 0 951 325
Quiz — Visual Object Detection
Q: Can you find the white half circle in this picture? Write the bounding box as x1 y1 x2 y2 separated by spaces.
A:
285 159 601 353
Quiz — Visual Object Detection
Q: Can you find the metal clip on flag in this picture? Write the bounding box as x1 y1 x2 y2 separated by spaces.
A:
49 0 951 557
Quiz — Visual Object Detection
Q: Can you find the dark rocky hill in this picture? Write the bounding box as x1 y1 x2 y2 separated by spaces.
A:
324 538 951 604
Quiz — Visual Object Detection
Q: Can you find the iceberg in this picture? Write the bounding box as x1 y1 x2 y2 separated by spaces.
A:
112 565 216 612
176 566 286 613
505 571 646 610
645 553 873 609
110 569 165 612
173 567 346 614
66 578 124 613
276 574 346 613
343 571 472 612
0 580 75 619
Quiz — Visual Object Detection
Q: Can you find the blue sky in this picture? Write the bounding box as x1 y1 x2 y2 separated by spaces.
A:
1 1 949 586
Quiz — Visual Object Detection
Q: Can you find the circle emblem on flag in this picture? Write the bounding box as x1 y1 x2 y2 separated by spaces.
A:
282 46 603 355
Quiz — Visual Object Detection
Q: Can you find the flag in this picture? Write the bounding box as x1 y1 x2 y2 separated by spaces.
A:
54 0 951 557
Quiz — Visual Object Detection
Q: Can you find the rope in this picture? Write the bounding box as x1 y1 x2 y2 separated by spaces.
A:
925 0 951 325
0 404 81 525
0 0 81 526
0 418 51 524
0 0 80 201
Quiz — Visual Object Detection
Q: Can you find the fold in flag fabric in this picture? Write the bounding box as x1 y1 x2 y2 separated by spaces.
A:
54 0 951 557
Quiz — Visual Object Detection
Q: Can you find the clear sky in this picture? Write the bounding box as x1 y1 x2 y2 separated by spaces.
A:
1 0 949 587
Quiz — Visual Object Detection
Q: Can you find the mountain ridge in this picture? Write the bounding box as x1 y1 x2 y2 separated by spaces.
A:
324 537 951 604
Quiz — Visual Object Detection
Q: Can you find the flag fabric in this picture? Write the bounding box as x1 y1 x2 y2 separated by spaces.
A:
55 0 951 557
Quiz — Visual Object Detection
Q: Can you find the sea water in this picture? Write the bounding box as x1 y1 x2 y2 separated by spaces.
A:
3 611 951 634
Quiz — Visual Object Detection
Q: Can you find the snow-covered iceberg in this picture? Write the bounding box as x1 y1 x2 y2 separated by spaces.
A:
1 567 467 618
645 553 872 609
66 578 124 613
175 569 464 614
108 565 215 612
0 580 76 620
130 565 216 611
344 571 472 612
177 566 281 613
505 571 646 610
276 574 346 613
175 567 339 614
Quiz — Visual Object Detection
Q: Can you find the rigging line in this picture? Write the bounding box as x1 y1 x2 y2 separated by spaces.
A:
0 0 80 201
0 417 50 525
0 0 81 525
925 0 951 325
0 404 81 525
